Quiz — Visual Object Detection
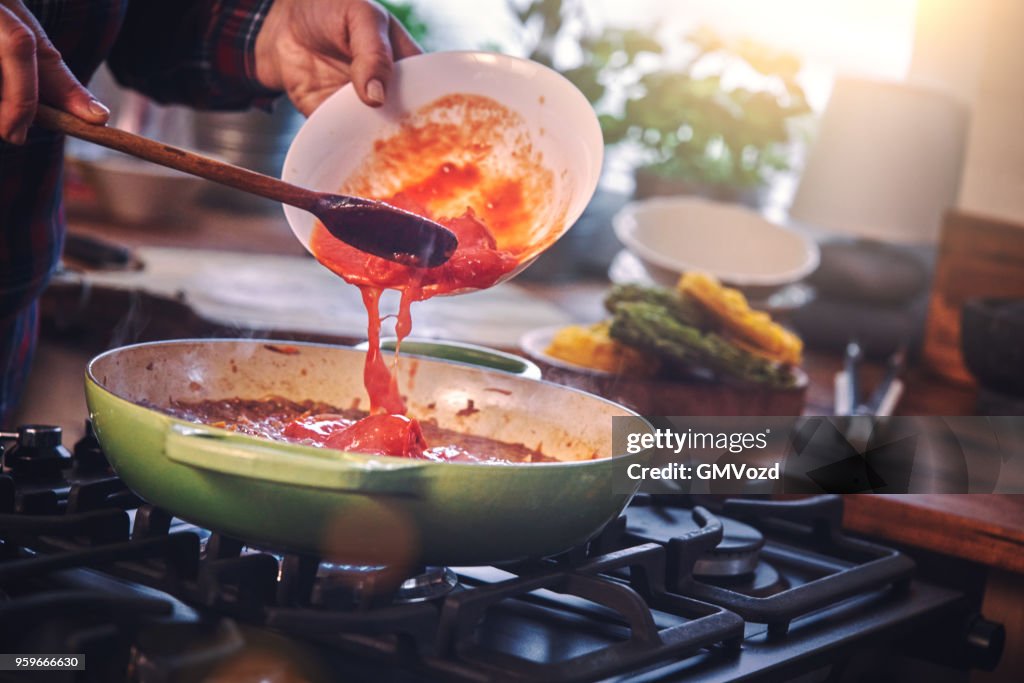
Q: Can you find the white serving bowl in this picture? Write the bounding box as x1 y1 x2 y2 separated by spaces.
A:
612 197 819 290
74 153 204 225
282 50 604 286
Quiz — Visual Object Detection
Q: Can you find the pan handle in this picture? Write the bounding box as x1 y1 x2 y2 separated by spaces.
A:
164 424 428 491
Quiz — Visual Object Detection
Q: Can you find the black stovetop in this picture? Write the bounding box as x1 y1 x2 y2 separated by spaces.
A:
0 424 1004 682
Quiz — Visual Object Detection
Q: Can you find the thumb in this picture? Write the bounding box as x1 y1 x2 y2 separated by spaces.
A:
346 4 393 106
37 45 109 123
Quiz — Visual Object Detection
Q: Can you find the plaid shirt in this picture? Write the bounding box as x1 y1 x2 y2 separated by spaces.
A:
0 0 278 425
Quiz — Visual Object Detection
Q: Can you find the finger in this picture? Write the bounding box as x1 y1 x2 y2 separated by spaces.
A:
0 4 37 144
346 2 393 106
1 0 109 124
388 16 422 60
37 46 109 123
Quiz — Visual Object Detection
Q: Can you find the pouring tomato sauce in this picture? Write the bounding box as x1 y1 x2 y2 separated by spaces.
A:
305 94 555 458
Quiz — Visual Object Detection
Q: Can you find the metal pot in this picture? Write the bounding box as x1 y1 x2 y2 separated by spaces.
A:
192 103 303 212
85 340 647 566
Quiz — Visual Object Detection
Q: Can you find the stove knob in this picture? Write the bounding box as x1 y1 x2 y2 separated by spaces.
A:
2 424 72 479
18 425 63 449
964 614 1005 671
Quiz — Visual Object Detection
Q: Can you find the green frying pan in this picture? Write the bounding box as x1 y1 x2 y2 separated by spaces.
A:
85 339 648 567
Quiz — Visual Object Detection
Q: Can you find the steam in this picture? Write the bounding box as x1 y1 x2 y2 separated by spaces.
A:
107 291 149 349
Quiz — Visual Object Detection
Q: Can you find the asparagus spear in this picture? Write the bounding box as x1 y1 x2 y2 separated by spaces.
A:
609 301 796 388
604 283 709 329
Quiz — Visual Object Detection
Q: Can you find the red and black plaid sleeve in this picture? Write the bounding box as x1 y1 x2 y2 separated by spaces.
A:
107 0 282 110
2 0 284 424
1 0 124 425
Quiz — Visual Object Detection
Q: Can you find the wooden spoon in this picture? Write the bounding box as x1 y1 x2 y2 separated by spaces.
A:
36 104 458 268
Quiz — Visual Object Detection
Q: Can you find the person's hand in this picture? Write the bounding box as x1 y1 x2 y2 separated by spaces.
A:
0 0 109 144
254 0 422 116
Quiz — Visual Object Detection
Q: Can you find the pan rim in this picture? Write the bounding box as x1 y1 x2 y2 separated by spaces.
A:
86 337 652 469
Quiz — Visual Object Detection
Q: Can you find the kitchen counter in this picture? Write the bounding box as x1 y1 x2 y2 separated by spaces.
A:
836 496 1024 683
842 493 1024 683
66 202 309 258
843 494 1024 574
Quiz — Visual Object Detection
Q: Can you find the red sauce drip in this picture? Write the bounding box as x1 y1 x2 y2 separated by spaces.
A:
309 94 554 459
360 286 406 415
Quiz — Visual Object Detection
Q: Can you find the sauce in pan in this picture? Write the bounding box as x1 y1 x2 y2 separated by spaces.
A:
164 397 557 464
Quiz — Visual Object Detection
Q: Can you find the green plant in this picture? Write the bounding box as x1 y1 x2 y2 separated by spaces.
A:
506 3 811 190
601 27 811 189
380 1 430 46
507 0 582 67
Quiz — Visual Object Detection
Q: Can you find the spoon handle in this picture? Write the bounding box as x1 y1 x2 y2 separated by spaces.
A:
35 104 320 212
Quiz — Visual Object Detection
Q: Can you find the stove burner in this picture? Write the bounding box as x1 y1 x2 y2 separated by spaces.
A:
626 503 765 578
313 563 458 607
1 424 72 480
703 560 791 598
395 566 459 603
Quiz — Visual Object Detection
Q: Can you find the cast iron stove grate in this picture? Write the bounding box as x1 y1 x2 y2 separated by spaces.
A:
615 495 917 637
0 424 746 682
0 424 1004 682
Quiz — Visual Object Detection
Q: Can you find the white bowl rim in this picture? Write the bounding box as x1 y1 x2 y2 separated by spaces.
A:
281 49 605 277
612 196 820 287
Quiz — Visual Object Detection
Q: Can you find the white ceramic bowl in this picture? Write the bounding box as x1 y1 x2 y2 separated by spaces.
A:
74 154 204 225
282 50 604 285
612 197 819 289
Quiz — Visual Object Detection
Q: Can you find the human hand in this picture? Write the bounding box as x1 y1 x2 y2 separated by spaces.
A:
254 0 422 116
0 0 109 144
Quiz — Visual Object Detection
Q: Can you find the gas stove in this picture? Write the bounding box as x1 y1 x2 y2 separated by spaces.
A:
0 424 1005 682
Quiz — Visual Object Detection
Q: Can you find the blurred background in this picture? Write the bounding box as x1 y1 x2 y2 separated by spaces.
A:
20 7 1022 677
50 0 1024 417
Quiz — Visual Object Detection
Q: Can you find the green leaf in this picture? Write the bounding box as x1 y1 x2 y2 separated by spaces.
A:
599 114 629 143
379 1 429 44
536 0 565 27
562 65 605 104
620 29 664 57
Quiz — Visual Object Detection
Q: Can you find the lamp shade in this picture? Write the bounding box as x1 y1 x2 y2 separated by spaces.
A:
790 77 969 244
